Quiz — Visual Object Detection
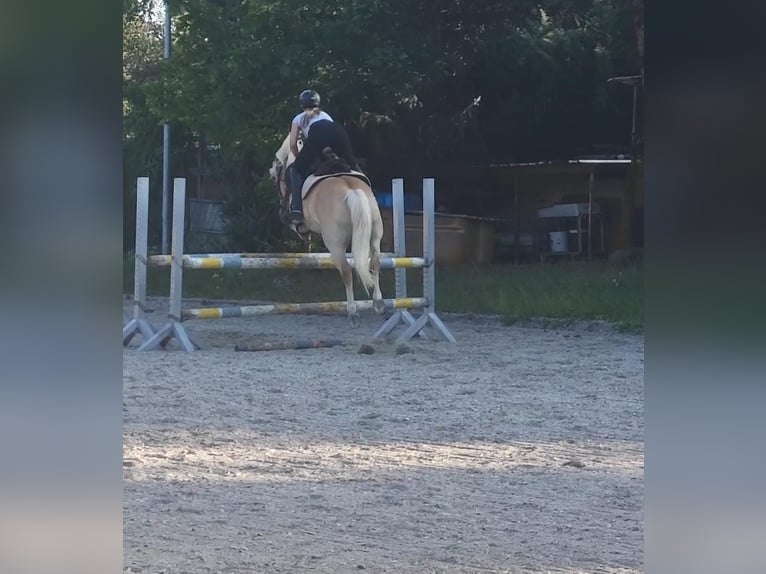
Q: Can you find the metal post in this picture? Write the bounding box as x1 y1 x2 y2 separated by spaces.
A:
606 75 641 250
161 0 172 254
514 174 520 264
134 178 150 321
587 171 594 260
631 84 638 153
123 177 156 345
423 178 436 314
168 178 185 322
628 82 639 249
392 178 407 298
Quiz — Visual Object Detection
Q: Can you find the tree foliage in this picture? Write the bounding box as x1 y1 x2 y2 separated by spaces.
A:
123 0 643 248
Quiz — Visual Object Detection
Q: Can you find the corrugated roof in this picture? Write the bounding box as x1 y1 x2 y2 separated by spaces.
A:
482 159 632 168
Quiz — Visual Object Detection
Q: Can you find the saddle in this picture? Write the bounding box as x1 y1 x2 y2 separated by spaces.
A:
301 171 371 199
300 147 370 199
277 147 370 240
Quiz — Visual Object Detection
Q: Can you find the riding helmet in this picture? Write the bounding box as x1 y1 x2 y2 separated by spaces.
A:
299 89 321 109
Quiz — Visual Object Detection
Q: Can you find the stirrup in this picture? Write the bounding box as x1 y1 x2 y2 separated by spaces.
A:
290 221 309 239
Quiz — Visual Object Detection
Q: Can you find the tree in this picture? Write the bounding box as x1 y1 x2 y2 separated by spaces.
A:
124 0 643 246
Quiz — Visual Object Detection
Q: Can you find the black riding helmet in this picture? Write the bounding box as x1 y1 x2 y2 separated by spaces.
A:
299 89 320 109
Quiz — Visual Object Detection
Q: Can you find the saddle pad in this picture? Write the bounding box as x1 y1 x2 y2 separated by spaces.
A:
301 171 371 199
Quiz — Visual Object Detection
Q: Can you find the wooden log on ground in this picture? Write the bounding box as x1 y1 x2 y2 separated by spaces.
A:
234 338 344 352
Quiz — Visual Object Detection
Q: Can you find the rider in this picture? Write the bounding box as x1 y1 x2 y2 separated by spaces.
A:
287 89 361 223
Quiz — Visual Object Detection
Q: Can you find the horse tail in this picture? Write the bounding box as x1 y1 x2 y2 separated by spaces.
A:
346 188 375 293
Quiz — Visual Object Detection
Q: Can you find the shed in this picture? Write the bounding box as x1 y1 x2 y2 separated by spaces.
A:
472 158 643 261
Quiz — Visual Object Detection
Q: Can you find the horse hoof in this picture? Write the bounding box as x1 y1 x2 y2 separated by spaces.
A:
348 313 361 328
373 298 386 315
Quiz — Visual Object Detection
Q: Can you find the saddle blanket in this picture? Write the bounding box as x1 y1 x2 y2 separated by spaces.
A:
301 171 371 199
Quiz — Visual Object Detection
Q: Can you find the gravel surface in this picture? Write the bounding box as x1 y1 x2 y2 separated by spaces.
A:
124 297 644 573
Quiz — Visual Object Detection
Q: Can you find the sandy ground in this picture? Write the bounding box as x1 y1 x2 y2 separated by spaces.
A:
124 297 644 573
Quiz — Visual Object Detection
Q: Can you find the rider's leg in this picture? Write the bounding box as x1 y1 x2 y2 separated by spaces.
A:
330 123 361 171
289 139 320 222
286 164 305 222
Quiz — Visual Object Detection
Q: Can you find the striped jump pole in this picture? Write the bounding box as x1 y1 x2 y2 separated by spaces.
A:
148 251 396 266
183 297 428 320
181 256 426 270
122 177 157 346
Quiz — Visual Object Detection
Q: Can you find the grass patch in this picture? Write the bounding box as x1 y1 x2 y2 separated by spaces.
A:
124 257 642 328
438 262 643 328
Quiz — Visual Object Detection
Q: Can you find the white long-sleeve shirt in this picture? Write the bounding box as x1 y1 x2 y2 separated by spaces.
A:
292 110 333 137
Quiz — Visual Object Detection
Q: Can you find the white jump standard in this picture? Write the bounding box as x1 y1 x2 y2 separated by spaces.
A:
137 179 200 352
372 178 456 343
122 177 157 345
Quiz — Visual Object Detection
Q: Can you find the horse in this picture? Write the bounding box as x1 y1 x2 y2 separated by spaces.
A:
269 134 385 326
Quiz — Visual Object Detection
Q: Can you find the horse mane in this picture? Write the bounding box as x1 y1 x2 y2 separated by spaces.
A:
275 134 292 165
269 134 299 180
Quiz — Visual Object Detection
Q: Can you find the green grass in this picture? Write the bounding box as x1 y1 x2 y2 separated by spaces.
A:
438 262 643 332
124 258 642 331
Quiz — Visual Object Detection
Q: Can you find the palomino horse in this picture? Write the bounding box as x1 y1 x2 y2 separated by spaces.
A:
269 134 385 326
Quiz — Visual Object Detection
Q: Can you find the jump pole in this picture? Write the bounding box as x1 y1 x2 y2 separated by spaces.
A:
148 251 397 266
167 256 425 270
122 177 156 345
183 297 428 319
137 179 199 352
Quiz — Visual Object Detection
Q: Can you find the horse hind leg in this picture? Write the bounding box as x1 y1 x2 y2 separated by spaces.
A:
370 217 385 315
371 255 384 315
332 249 360 327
